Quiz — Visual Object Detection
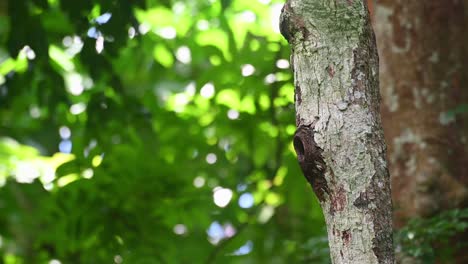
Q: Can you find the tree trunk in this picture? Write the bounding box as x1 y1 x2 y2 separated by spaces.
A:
280 1 394 263
371 0 468 227
369 1 468 262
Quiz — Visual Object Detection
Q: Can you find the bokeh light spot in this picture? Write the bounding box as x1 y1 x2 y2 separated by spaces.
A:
173 224 188 235
241 64 255 76
193 176 205 188
59 140 72 154
176 46 191 64
227 109 239 120
276 59 290 69
238 193 254 209
213 187 233 207
200 83 215 98
70 103 86 115
206 153 217 164
59 126 71 139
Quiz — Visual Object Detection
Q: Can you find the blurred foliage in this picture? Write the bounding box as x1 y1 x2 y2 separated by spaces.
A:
1 0 465 263
447 103 468 118
0 0 329 263
395 208 468 263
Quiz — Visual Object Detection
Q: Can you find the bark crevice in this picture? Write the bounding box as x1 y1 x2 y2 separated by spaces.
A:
293 123 329 202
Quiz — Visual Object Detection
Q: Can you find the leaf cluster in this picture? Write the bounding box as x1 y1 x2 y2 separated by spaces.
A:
0 0 329 263
395 208 468 263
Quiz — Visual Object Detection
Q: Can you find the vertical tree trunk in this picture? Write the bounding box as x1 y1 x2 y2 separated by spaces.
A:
371 0 468 227
280 1 394 263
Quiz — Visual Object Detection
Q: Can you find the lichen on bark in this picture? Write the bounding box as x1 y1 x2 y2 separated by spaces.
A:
281 0 395 263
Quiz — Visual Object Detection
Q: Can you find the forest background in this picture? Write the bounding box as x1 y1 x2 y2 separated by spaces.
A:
0 0 467 263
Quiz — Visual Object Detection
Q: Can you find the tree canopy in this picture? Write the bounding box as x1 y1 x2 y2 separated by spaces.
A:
0 0 329 263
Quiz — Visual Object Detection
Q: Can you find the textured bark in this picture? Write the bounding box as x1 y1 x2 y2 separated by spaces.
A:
371 0 468 228
280 1 394 263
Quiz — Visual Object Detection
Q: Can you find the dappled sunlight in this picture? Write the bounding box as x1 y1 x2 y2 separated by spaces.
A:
58 139 72 153
207 221 225 245
175 46 191 64
257 205 275 224
113 255 123 264
0 137 77 188
59 126 71 139
49 45 75 71
206 153 217 164
0 0 332 262
233 240 253 255
62 36 83 56
213 186 233 208
241 63 255 76
95 36 104 54
15 162 40 183
173 224 188 235
156 26 177 39
200 82 215 98
227 109 239 120
82 168 94 179
238 192 254 209
238 10 257 23
69 102 86 115
21 45 36 60
270 3 283 33
95 13 112 25
276 58 289 69
207 221 236 245
91 154 103 167
193 176 206 188
64 73 85 95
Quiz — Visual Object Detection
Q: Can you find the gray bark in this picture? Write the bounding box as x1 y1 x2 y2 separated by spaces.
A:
280 0 394 263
